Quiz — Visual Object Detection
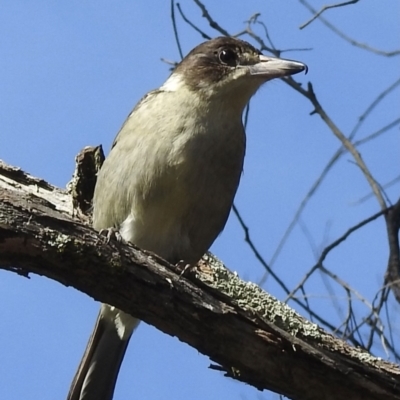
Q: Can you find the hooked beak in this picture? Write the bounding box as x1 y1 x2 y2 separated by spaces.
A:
247 55 308 79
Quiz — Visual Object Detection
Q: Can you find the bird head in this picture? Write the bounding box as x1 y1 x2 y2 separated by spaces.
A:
163 37 307 113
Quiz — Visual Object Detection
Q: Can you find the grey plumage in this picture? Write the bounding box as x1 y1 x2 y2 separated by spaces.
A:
67 36 306 400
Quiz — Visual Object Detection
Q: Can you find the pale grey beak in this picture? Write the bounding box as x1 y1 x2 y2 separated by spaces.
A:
247 55 308 79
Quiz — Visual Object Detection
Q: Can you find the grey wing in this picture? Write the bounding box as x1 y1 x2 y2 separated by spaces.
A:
92 90 163 231
110 90 163 150
179 126 246 263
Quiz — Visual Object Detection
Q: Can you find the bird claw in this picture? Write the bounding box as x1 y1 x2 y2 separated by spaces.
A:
176 260 194 278
99 227 123 244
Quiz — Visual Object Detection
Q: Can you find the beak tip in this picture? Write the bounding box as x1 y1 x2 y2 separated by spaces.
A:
252 56 308 78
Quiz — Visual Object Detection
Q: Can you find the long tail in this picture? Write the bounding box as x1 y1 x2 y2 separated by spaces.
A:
67 304 140 400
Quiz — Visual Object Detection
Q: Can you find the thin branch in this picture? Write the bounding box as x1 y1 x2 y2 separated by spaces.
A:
263 146 344 274
176 2 211 40
296 81 387 210
193 0 230 37
300 0 360 29
354 118 400 147
355 175 400 205
238 13 276 53
318 265 347 327
349 77 400 141
298 0 400 56
385 197 400 303
285 207 390 302
171 0 184 60
366 286 390 353
232 205 284 291
384 294 399 360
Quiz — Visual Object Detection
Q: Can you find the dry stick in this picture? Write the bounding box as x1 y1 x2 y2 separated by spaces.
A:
299 285 314 322
340 287 354 337
307 82 386 210
298 0 400 56
285 208 390 302
341 288 400 361
193 0 230 37
314 265 388 355
235 14 277 54
350 78 400 140
385 197 400 301
365 285 400 358
320 264 376 320
235 28 312 55
384 293 399 360
318 260 349 326
289 81 394 291
297 218 319 260
259 147 344 280
355 118 400 148
297 219 349 328
170 0 184 60
176 2 211 40
232 205 283 291
296 262 381 346
300 0 360 30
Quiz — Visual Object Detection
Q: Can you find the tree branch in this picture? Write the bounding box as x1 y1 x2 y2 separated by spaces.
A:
0 159 399 400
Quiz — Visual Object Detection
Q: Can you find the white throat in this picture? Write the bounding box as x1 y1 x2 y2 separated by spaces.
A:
160 73 185 92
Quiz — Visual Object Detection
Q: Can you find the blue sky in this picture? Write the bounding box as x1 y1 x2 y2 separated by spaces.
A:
1 1 399 399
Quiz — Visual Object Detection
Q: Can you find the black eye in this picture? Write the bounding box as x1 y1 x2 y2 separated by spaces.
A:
218 49 237 66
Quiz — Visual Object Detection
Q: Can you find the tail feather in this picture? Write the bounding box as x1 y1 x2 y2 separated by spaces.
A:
67 305 139 400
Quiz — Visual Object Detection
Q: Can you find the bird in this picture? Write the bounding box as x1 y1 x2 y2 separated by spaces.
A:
67 36 307 400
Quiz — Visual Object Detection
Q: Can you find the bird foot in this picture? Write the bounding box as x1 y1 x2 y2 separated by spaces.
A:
176 260 195 278
99 227 123 244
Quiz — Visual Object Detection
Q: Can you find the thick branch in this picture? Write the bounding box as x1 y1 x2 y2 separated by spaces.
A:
0 159 399 400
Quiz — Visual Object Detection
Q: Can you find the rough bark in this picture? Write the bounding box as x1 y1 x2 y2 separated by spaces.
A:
0 158 399 400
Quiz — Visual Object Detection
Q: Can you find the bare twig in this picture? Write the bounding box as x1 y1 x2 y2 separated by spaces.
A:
176 2 211 40
385 197 400 303
294 81 387 210
171 0 184 60
232 205 281 289
350 78 400 141
298 0 400 56
354 118 400 147
193 0 230 37
300 0 360 29
355 175 400 205
285 208 390 302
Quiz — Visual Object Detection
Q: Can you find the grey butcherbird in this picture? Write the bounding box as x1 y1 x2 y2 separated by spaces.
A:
67 37 307 400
